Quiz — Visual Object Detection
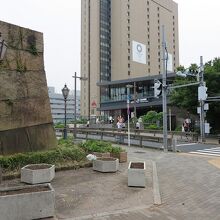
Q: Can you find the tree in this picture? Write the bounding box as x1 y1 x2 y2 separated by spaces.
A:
170 58 220 132
141 111 163 129
170 76 198 113
176 65 185 72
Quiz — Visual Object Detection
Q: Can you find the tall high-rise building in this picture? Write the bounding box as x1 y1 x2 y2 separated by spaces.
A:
81 0 179 119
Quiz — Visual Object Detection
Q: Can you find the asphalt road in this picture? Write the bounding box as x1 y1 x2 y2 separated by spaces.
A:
177 142 220 155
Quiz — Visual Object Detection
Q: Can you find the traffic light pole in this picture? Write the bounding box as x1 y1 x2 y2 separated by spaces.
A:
199 56 205 142
126 85 133 147
162 25 168 152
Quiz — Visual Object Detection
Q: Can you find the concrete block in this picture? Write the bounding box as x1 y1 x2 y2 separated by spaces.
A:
128 161 146 187
21 164 55 184
93 157 119 173
0 183 55 220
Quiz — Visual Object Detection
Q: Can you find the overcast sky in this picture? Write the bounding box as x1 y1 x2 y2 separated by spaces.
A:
0 0 219 93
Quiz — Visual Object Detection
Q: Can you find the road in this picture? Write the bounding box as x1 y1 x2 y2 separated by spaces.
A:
177 142 220 156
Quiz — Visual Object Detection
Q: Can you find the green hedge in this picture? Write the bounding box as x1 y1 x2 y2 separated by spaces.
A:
80 140 124 154
0 138 125 172
0 143 86 171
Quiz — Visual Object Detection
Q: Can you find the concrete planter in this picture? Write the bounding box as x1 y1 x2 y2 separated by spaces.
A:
111 151 127 163
93 152 111 158
0 183 55 220
0 166 2 184
93 157 119 173
21 164 55 184
128 161 146 187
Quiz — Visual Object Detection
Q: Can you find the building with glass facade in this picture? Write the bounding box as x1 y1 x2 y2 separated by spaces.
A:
81 0 179 120
48 87 81 124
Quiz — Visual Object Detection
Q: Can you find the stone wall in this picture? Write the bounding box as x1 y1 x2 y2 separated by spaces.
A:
0 21 57 155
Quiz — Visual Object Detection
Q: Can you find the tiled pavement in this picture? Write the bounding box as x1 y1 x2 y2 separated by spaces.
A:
3 145 220 220
71 146 220 220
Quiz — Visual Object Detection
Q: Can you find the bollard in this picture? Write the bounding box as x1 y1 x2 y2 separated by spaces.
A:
172 137 177 152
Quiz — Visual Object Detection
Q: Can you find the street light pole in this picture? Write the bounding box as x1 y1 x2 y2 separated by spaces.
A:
62 84 70 139
72 73 88 139
162 25 168 152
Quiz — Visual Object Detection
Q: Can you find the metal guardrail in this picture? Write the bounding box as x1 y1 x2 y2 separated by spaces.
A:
55 127 198 150
56 127 198 141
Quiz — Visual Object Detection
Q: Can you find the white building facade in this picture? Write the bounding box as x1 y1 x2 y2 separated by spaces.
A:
48 87 81 124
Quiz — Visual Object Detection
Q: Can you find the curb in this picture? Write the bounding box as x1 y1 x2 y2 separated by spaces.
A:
152 161 162 205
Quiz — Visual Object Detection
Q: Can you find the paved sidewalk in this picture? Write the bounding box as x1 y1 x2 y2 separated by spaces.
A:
2 145 220 220
70 146 220 220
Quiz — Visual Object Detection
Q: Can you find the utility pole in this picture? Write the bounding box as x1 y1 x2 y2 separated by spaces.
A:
199 56 205 142
133 82 137 120
162 25 168 152
72 72 87 139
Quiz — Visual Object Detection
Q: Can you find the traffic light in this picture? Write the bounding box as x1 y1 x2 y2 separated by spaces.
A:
154 80 162 98
198 85 208 101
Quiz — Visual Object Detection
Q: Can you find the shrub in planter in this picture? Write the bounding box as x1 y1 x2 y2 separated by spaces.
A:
110 147 127 163
93 152 111 158
80 140 112 153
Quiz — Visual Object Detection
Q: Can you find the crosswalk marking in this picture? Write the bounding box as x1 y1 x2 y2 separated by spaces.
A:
177 143 197 147
189 147 220 157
